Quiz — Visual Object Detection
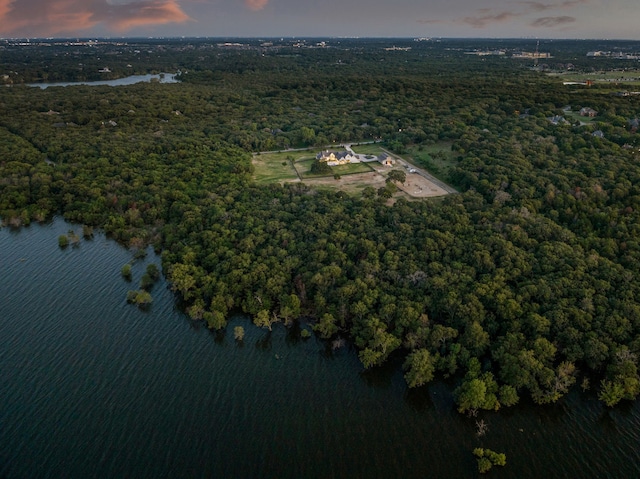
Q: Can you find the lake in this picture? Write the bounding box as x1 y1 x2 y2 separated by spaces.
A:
26 73 179 89
0 218 639 478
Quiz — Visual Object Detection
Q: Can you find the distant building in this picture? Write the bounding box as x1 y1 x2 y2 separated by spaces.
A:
378 154 395 166
580 107 598 117
548 115 569 125
512 51 552 59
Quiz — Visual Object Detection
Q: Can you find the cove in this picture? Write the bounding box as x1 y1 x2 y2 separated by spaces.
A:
26 73 179 89
0 218 639 478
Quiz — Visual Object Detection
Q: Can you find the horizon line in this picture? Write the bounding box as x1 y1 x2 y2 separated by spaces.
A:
3 36 640 41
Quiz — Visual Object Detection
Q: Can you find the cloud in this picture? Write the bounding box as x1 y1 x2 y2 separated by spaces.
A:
0 0 191 36
522 0 587 10
108 1 192 31
0 0 11 18
424 0 588 30
245 0 268 11
531 15 576 27
463 11 518 28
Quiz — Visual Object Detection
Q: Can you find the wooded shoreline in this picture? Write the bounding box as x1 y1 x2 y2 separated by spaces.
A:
1 38 640 411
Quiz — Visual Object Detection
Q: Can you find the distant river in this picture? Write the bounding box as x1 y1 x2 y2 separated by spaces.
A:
26 73 179 89
1 218 639 478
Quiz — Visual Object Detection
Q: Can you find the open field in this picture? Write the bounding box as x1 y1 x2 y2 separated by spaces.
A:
350 144 386 156
329 162 375 176
293 158 317 178
303 172 387 194
252 151 311 184
252 145 453 199
403 142 458 183
549 70 640 87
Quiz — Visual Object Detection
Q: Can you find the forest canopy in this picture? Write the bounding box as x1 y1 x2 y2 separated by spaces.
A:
1 38 640 410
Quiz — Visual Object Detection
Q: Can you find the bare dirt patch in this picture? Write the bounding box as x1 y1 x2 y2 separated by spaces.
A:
397 173 449 198
299 166 449 199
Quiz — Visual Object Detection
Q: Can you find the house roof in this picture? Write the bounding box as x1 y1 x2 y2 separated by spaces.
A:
317 150 355 161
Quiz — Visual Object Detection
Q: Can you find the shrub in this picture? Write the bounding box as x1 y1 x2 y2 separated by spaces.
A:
126 289 152 308
121 264 132 280
146 263 160 280
473 448 506 474
234 326 245 341
140 273 154 290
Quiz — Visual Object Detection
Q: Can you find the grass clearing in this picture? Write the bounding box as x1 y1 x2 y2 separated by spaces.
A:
549 70 640 88
252 151 310 184
295 158 321 178
351 144 386 156
332 162 375 175
404 142 458 182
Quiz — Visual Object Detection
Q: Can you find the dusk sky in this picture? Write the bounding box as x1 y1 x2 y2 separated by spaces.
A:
0 0 638 39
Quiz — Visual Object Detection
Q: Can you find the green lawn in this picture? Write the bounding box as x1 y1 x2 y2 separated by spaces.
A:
295 158 321 178
333 162 375 175
350 144 386 156
253 151 309 184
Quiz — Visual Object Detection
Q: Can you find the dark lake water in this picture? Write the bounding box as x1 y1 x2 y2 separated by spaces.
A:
1 218 639 478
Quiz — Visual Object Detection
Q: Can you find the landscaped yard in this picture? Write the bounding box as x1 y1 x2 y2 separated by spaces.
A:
251 144 453 199
295 158 374 179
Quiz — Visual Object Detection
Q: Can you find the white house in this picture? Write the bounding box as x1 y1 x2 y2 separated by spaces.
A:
316 150 359 166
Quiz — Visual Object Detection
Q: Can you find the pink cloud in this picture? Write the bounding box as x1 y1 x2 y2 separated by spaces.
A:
108 1 192 31
0 0 11 17
245 0 268 11
0 0 191 36
463 11 518 28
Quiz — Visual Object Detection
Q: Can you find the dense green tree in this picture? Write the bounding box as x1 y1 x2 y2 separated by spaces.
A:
403 349 436 388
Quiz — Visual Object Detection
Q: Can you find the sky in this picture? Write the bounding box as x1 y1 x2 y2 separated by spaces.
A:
0 0 638 40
